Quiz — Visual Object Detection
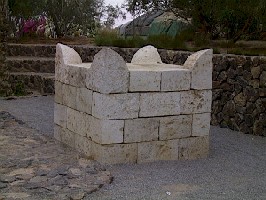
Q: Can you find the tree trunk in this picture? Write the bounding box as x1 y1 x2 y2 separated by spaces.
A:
0 0 12 96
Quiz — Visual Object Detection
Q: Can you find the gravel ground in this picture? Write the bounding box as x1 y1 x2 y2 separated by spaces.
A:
0 95 266 200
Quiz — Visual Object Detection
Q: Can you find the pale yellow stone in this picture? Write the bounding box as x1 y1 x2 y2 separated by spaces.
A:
124 118 159 143
67 107 91 137
92 92 140 119
159 115 192 140
137 139 179 163
192 113 211 136
92 142 138 164
54 103 67 128
90 117 124 144
76 88 93 114
139 92 181 117
179 136 209 160
180 90 212 114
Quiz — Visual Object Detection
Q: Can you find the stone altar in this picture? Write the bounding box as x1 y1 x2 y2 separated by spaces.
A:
54 44 212 164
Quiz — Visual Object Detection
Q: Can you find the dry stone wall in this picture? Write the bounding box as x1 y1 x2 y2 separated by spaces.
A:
54 44 213 164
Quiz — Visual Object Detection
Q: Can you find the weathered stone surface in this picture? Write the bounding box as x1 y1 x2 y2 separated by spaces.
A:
161 69 191 91
55 44 82 84
0 113 112 199
61 128 76 148
251 66 261 79
131 45 162 64
124 118 159 143
192 113 211 136
90 117 124 144
159 115 192 140
92 142 137 164
54 124 62 141
75 134 92 157
234 93 247 107
260 71 266 88
180 90 212 114
67 108 91 137
139 92 181 117
179 136 209 160
137 139 179 163
92 92 139 119
76 88 93 114
91 48 129 94
62 83 77 109
129 70 161 92
184 49 213 89
55 81 63 104
54 103 67 128
67 64 89 87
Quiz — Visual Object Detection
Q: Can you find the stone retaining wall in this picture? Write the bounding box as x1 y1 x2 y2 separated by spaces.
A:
54 44 213 164
7 44 266 136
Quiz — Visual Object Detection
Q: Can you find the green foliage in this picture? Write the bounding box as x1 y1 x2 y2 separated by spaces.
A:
95 29 187 50
14 82 26 96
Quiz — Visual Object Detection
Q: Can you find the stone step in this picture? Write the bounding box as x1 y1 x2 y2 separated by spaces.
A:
9 72 55 95
7 43 56 57
6 56 55 73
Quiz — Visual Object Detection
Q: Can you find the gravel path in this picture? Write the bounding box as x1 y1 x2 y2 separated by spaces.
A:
0 95 266 200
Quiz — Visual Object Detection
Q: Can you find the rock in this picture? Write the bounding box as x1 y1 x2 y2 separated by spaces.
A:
243 70 252 81
131 45 162 64
234 93 247 107
0 182 7 189
251 66 261 79
217 71 227 82
243 87 259 102
0 175 16 183
260 71 266 88
48 175 68 186
222 100 235 117
69 189 86 200
259 88 266 97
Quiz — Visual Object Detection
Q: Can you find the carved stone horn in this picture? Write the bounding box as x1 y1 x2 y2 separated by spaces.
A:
90 48 129 94
184 49 213 90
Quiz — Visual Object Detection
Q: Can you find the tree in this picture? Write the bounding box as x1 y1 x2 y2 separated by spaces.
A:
0 0 12 96
124 0 266 41
102 4 126 29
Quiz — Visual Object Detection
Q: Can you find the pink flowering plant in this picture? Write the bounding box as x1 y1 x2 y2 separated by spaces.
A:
19 15 46 36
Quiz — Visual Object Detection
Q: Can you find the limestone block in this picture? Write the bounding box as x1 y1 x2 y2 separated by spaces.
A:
76 88 93 114
92 92 140 119
129 70 161 92
67 64 87 87
124 118 159 143
54 81 63 104
139 92 180 117
90 117 124 144
131 45 162 64
54 124 62 141
55 44 82 84
137 139 179 163
56 43 82 65
67 108 91 137
85 65 93 90
179 136 209 160
192 113 211 136
91 48 129 94
75 134 92 158
180 90 212 114
159 115 192 140
62 84 77 110
61 128 76 148
161 69 191 91
54 103 67 128
183 49 213 90
55 62 69 84
92 142 137 164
